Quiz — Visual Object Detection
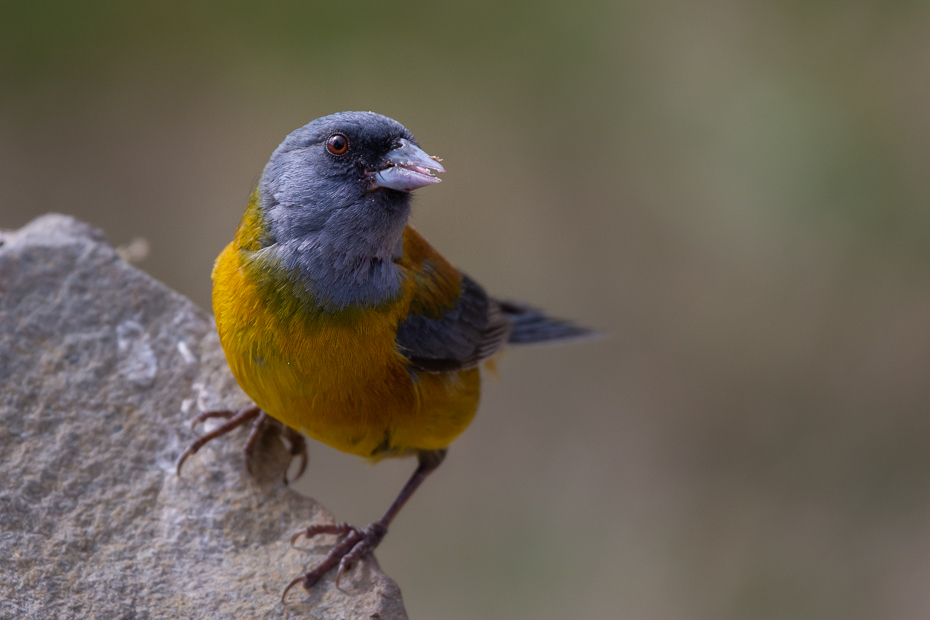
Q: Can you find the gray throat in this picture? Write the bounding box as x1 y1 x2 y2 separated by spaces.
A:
256 191 411 312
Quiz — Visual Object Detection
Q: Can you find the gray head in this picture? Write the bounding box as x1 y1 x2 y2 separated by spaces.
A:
254 111 445 311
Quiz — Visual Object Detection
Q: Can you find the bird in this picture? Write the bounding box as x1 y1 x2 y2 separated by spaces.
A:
176 111 594 599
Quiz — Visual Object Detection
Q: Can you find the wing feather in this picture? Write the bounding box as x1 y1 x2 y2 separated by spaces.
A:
396 274 511 373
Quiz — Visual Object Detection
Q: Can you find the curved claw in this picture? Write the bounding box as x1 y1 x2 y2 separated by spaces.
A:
288 448 309 484
334 536 371 590
175 445 196 478
282 531 361 601
334 559 350 591
283 428 309 484
281 574 313 603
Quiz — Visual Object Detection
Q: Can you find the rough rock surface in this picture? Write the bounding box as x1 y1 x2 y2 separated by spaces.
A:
0 215 408 620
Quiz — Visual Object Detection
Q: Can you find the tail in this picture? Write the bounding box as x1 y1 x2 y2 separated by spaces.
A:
497 300 600 345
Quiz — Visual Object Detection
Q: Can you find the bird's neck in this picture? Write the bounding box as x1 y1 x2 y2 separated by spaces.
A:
235 189 409 313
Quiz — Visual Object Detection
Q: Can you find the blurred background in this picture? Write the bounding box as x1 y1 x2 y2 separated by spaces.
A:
4 1 930 618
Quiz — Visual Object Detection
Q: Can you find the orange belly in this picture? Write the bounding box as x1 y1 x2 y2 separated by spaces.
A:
211 241 480 459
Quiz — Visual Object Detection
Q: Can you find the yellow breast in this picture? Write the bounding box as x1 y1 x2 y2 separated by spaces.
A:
211 196 480 459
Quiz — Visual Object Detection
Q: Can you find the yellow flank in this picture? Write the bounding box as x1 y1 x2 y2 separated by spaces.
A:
212 192 481 459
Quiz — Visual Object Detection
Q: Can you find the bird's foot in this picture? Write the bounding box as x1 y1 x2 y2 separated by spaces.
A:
176 406 309 483
283 521 388 600
281 450 445 600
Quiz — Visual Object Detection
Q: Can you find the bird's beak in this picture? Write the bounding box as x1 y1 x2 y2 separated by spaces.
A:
368 139 445 192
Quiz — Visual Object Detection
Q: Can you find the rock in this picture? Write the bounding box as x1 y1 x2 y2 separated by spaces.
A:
0 215 408 620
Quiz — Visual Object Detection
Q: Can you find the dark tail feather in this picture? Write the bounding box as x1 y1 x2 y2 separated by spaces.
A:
497 300 601 345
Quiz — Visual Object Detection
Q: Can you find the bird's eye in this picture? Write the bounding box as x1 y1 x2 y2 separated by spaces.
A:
326 134 349 156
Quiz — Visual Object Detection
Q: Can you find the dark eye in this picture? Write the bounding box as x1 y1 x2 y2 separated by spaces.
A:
326 133 349 155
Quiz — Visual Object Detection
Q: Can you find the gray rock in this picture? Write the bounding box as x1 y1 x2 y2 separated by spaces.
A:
0 215 408 620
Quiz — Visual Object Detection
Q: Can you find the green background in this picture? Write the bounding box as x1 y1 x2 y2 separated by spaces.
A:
4 1 930 618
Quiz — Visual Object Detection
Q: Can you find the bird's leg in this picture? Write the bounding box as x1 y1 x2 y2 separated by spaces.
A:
176 405 261 475
283 449 447 600
242 410 273 475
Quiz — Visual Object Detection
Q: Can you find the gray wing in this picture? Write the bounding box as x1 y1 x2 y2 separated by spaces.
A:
395 274 512 373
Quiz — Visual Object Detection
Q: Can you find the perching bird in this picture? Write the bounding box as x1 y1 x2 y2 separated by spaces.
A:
177 111 594 599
